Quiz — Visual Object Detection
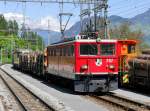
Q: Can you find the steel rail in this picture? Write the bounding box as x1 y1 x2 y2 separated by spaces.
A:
0 69 27 111
0 68 55 111
90 93 150 111
108 93 150 110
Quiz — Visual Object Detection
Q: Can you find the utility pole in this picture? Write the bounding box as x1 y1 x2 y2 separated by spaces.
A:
2 0 109 39
11 37 13 63
80 3 91 34
1 47 2 64
35 31 38 51
103 0 108 39
48 20 50 45
94 2 97 32
80 3 83 33
58 0 73 39
59 13 72 38
90 0 109 40
88 3 91 32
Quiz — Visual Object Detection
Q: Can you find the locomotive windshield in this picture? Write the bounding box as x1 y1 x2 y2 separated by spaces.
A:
128 45 136 54
100 44 115 56
80 44 97 55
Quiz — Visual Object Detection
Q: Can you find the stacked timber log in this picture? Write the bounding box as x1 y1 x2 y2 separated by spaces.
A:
18 51 43 75
141 49 150 55
128 49 150 89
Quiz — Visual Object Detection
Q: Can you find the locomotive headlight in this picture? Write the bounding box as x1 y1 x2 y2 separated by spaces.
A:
81 65 88 70
109 65 115 70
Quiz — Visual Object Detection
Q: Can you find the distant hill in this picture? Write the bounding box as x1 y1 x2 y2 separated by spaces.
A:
131 9 150 25
36 9 150 45
33 29 61 46
67 9 150 43
109 15 129 25
109 9 150 43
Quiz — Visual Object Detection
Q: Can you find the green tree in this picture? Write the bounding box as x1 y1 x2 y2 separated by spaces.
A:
21 29 44 51
109 22 147 48
110 22 144 40
0 14 45 63
0 14 8 35
7 20 19 35
13 20 19 35
8 20 13 34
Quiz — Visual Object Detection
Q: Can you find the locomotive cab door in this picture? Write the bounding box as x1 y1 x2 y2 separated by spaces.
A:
119 41 137 87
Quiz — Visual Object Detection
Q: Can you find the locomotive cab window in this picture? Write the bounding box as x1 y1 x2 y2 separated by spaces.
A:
80 44 97 55
60 48 62 56
68 45 74 56
71 45 74 56
100 44 115 56
63 47 67 56
128 45 136 54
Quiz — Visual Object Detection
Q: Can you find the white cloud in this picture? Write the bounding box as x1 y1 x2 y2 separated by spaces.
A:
2 12 61 32
3 12 26 25
30 16 60 32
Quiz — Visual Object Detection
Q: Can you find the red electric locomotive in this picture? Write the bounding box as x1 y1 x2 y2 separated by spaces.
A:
45 35 120 92
12 35 137 92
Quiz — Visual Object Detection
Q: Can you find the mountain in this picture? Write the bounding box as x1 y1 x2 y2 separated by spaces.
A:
130 9 150 37
109 15 129 25
37 9 150 45
131 9 150 25
66 9 150 42
65 21 81 36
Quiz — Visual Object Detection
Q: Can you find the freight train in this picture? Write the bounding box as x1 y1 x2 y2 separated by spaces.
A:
12 34 137 92
127 49 150 90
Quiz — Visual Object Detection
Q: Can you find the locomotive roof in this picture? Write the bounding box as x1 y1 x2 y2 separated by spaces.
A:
118 40 137 44
48 39 118 47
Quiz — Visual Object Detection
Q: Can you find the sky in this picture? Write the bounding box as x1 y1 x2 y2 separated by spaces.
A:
0 0 150 31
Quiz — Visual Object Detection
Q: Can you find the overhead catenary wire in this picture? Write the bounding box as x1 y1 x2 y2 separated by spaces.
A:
0 0 100 4
108 0 150 17
2 0 149 39
109 0 142 12
109 0 128 6
118 5 150 18
109 3 150 18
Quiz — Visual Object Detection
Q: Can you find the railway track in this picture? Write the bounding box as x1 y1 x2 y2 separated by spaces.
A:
2 64 150 111
90 93 150 111
0 69 54 111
